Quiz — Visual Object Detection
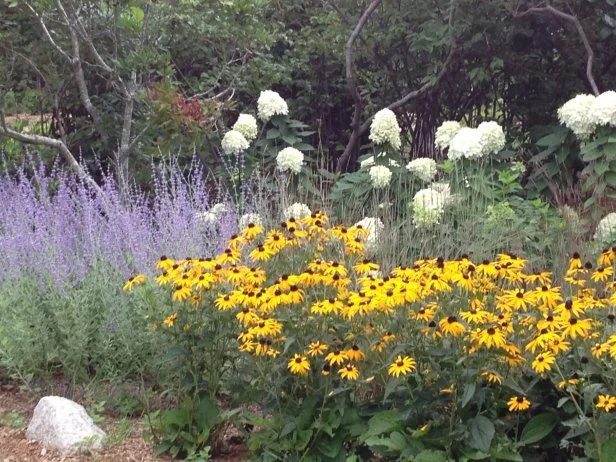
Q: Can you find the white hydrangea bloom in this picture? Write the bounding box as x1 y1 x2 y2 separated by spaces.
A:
360 153 399 169
354 217 384 253
429 182 453 205
283 203 312 221
276 147 304 174
589 90 616 127
232 114 258 141
477 121 506 156
435 121 462 150
195 211 219 227
412 187 447 228
594 212 616 244
448 127 483 160
210 203 229 215
406 157 437 182
221 130 249 155
239 213 262 229
257 90 289 121
558 94 596 139
369 165 393 189
369 108 402 149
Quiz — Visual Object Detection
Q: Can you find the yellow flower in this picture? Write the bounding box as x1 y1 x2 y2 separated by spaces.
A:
591 266 613 282
338 364 360 380
354 259 380 274
240 223 264 240
325 350 349 366
591 342 609 358
163 313 178 328
507 396 531 412
532 351 556 374
481 371 503 385
476 327 507 349
560 317 592 339
156 256 174 270
215 294 237 310
345 345 365 362
250 244 275 262
287 354 310 375
306 341 328 357
388 356 416 377
123 274 146 291
172 285 192 301
439 316 465 336
557 378 580 390
596 395 616 412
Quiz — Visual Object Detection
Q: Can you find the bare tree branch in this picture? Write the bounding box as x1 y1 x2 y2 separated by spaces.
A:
511 1 600 95
336 0 458 172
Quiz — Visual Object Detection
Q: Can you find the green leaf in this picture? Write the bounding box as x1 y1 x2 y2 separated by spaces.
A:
413 449 448 462
518 413 557 446
195 394 220 432
466 416 494 453
359 410 403 441
581 147 604 162
535 131 566 147
605 171 616 188
491 449 523 461
600 439 616 462
461 383 476 408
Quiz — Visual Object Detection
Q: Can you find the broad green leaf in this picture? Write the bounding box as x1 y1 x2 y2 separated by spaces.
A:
535 131 566 147
413 449 448 462
359 410 403 441
466 416 494 453
600 439 616 462
518 413 557 446
461 383 476 408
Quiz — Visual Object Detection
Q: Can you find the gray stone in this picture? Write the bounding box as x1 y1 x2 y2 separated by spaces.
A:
25 396 106 454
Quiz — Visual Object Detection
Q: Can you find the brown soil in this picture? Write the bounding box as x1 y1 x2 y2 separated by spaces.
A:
0 387 248 462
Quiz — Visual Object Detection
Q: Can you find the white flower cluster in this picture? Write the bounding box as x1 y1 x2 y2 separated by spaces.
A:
360 153 399 169
369 165 393 189
232 114 258 141
435 121 462 150
406 157 437 182
239 213 262 229
276 147 304 174
354 217 384 253
257 90 288 122
195 202 229 227
594 212 616 244
221 130 249 155
590 91 616 127
557 94 596 139
369 108 401 149
447 121 505 160
411 185 451 228
283 203 312 221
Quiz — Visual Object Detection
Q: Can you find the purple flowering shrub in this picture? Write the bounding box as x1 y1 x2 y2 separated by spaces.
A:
0 158 241 385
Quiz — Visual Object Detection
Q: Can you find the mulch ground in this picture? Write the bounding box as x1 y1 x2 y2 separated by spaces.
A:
0 387 248 462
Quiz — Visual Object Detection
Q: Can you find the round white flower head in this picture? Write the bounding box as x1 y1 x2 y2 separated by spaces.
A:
429 182 453 205
412 187 447 228
354 217 384 253
360 153 399 169
558 94 596 139
221 130 249 155
283 203 312 221
195 211 219 227
369 108 401 149
239 213 262 229
448 127 483 160
276 147 304 174
589 90 616 127
477 121 506 156
257 90 289 122
210 203 229 215
594 212 616 244
435 121 462 150
369 165 393 189
232 114 258 141
406 157 437 182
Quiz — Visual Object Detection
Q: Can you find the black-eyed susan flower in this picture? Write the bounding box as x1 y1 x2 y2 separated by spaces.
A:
354 259 380 274
388 355 416 377
591 266 613 282
439 316 465 336
287 354 310 375
591 342 609 358
596 395 616 412
306 341 328 357
172 285 192 301
532 351 555 374
321 363 331 376
250 244 275 262
477 327 507 349
215 294 237 310
325 350 348 366
557 377 580 390
156 256 174 271
338 364 360 380
481 371 503 385
123 274 146 291
507 396 531 412
345 345 365 362
240 222 264 240
560 317 592 339
163 313 178 328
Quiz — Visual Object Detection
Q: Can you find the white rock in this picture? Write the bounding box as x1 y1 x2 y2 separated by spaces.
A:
26 396 105 454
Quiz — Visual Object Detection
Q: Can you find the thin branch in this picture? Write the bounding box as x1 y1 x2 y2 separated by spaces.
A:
336 0 458 172
22 0 72 61
511 1 600 95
